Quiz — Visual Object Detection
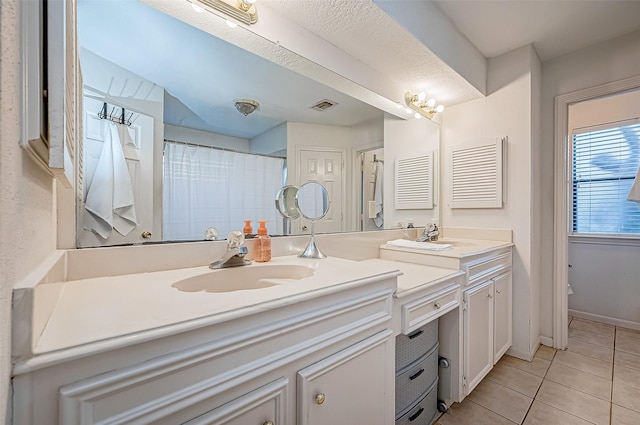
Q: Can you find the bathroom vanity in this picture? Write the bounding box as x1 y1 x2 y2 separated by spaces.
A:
11 229 511 425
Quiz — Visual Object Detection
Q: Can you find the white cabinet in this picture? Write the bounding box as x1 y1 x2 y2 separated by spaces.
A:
463 280 494 394
493 271 513 364
297 330 394 425
463 270 512 396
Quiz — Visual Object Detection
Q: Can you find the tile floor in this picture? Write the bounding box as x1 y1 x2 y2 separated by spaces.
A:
434 317 640 425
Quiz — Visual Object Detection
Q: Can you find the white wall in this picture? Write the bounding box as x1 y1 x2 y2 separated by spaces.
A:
0 1 59 421
250 123 287 156
164 124 250 150
441 45 538 359
383 114 440 229
539 29 640 340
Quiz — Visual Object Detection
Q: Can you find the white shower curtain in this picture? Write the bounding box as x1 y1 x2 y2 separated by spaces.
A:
163 142 285 241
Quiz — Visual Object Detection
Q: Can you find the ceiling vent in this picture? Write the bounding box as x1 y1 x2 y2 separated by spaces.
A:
310 99 338 112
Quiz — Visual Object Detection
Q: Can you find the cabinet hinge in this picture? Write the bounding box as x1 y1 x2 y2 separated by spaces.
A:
463 376 467 387
462 300 468 311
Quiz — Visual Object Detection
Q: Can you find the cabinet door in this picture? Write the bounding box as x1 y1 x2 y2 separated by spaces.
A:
184 378 288 425
297 330 394 425
493 271 512 364
463 280 494 395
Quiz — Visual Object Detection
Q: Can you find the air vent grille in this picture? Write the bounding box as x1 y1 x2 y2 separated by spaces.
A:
311 99 338 111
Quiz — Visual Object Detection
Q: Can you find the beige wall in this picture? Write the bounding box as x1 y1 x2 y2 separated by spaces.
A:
441 45 539 359
0 1 59 422
539 29 640 340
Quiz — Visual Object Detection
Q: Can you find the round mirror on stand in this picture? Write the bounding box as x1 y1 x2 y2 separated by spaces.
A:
295 182 330 259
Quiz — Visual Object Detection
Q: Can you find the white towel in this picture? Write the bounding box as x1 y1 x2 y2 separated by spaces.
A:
373 161 384 228
385 239 453 251
84 121 138 238
627 166 640 203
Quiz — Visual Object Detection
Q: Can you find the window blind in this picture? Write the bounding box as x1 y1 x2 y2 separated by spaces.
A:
572 120 640 235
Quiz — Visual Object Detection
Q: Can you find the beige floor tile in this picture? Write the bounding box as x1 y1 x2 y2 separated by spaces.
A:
614 364 640 390
612 404 640 425
467 379 533 424
534 344 556 361
553 349 613 379
486 362 543 398
523 400 597 425
545 361 611 401
437 400 517 425
616 333 640 355
615 350 640 371
535 380 610 425
567 337 614 362
569 327 614 348
617 327 640 339
613 379 640 413
498 355 551 378
571 318 615 336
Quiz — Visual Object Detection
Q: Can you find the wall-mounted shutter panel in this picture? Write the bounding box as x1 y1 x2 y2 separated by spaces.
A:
450 139 503 209
395 153 433 209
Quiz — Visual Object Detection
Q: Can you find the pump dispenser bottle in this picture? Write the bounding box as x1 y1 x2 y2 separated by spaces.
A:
243 220 253 236
254 221 271 262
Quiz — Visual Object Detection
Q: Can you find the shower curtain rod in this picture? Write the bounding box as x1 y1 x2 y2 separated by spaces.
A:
164 139 287 160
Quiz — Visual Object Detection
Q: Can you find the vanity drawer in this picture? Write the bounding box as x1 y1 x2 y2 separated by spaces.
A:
466 251 512 286
396 321 438 371
395 342 439 417
395 377 439 425
401 284 459 335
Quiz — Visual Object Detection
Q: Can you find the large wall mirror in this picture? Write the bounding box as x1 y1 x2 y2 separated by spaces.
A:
75 0 439 247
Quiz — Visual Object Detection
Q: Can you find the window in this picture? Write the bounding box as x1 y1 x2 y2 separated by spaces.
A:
572 120 640 235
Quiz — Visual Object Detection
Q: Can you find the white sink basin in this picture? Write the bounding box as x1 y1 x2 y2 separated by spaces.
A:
172 264 316 293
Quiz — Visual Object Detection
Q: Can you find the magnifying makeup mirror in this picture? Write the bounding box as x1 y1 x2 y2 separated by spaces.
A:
295 181 330 259
275 185 300 220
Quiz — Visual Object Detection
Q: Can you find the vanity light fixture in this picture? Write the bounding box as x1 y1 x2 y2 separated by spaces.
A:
405 91 445 120
194 0 258 25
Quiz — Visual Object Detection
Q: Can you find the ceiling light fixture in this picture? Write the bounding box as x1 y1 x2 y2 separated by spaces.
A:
405 91 444 120
234 98 260 116
194 0 258 25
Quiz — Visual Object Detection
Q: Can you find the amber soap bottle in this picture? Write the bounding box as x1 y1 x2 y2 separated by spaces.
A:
254 221 271 262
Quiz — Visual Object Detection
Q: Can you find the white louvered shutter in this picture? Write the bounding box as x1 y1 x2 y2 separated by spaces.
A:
395 153 434 209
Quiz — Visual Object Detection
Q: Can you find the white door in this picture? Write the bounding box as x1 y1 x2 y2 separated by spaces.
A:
298 149 344 234
493 271 513 364
79 95 156 247
463 280 494 395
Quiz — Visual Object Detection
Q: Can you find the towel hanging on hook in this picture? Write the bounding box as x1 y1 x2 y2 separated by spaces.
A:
97 101 136 126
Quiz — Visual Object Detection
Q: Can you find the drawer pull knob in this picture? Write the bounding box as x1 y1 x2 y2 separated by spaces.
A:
408 329 424 339
409 368 424 380
408 407 424 421
263 422 274 425
434 302 441 309
488 293 493 299
315 393 326 405
496 289 502 294
141 231 152 239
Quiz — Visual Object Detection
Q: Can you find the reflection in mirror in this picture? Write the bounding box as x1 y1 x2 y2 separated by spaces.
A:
75 0 390 247
296 182 330 259
275 185 300 235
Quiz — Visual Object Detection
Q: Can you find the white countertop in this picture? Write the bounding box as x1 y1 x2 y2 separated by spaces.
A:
380 237 513 259
32 256 402 356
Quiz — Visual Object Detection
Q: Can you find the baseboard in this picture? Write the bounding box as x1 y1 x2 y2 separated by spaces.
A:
539 335 554 348
569 309 640 331
506 345 533 362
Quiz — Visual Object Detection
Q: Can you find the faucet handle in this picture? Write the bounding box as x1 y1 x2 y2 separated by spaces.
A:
226 231 245 249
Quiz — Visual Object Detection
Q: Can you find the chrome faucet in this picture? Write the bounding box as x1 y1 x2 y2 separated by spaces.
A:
417 223 439 242
209 231 252 269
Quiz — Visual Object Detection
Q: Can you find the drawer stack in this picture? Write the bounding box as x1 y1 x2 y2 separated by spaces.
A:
395 320 439 425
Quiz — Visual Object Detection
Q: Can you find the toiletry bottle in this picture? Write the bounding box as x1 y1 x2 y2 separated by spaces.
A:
254 221 271 262
243 220 253 236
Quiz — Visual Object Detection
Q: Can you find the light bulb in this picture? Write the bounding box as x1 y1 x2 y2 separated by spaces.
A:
226 19 238 28
414 113 422 119
396 102 403 109
417 92 427 101
405 107 413 115
191 3 204 12
436 105 445 113
427 98 436 107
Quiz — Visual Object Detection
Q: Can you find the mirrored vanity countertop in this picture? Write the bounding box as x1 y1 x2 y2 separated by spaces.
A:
30 256 401 358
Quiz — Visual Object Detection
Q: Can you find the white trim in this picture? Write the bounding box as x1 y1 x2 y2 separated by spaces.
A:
569 309 640 331
539 336 554 348
553 74 640 350
568 234 640 247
